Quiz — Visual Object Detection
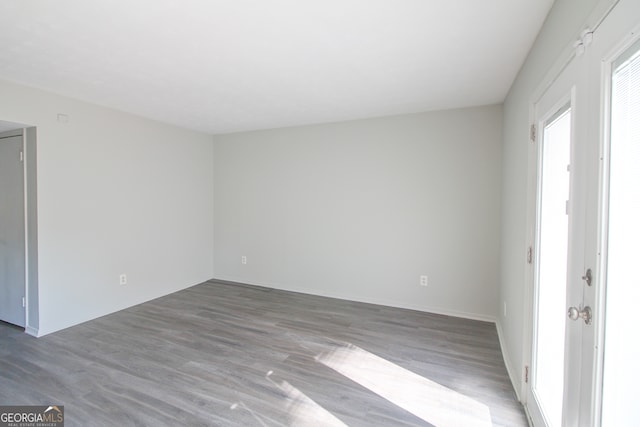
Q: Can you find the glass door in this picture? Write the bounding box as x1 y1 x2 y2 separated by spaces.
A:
527 1 640 425
527 49 587 426
531 105 572 427
598 37 640 427
566 0 640 424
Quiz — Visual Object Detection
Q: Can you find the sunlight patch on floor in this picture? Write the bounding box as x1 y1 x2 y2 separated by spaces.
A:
266 370 348 426
230 401 269 427
316 343 492 427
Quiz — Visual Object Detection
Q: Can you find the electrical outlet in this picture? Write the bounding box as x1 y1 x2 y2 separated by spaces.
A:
119 274 127 285
420 275 428 286
241 256 247 265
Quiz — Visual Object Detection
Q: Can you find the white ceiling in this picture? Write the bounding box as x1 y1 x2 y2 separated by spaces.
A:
0 0 554 135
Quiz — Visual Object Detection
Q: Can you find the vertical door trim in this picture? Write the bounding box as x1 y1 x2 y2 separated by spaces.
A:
24 127 39 337
0 130 26 327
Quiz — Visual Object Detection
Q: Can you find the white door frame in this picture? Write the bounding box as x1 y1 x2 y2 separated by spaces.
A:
0 124 39 336
23 126 39 337
0 129 26 327
525 52 588 427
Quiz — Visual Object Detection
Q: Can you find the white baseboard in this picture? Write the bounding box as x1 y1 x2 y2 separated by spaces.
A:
210 276 497 323
496 320 522 402
25 325 39 337
496 321 533 425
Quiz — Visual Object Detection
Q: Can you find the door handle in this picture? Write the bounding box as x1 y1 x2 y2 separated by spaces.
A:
582 268 593 286
568 305 592 325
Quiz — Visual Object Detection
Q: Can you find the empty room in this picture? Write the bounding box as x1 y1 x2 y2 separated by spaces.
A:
1 0 639 426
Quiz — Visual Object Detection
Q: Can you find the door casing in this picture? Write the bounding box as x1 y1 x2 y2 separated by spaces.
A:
0 130 26 327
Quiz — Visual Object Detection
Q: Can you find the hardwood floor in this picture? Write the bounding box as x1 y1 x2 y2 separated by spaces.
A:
0 280 527 426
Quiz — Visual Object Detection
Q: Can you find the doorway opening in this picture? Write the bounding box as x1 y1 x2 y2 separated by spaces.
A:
0 120 38 335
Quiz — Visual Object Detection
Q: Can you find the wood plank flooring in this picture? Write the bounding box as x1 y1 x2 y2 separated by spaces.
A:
0 280 527 426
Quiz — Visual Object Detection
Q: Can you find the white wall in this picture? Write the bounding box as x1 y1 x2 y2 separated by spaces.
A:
213 105 502 320
498 0 601 396
0 79 214 335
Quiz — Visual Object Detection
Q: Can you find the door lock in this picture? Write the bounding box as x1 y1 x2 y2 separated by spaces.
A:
568 305 592 325
582 268 593 286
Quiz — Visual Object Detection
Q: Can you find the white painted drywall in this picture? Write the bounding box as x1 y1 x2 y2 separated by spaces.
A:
213 106 502 320
498 0 601 396
0 79 214 335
